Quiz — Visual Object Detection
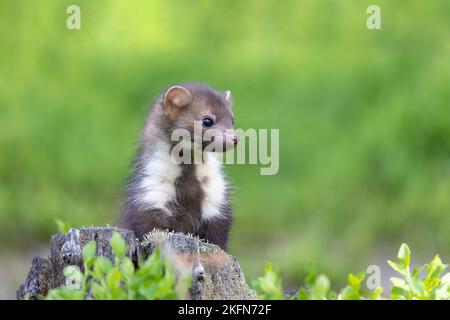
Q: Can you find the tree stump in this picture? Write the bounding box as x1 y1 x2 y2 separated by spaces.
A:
17 227 256 300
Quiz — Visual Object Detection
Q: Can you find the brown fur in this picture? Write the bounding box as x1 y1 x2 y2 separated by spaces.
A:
119 83 235 251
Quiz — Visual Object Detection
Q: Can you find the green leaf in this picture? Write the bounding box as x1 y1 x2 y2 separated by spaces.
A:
427 255 447 281
434 286 450 300
82 241 97 265
387 260 406 276
311 274 330 299
251 263 283 300
369 287 383 300
55 219 71 233
390 277 408 290
304 262 318 288
61 266 83 291
111 232 127 258
348 272 364 288
91 283 109 300
63 265 81 279
46 286 84 300
327 291 338 300
397 243 411 267
412 265 426 278
339 285 358 300
297 288 311 300
409 277 425 297
122 258 135 279
441 272 450 285
106 268 123 290
391 286 407 300
93 257 113 279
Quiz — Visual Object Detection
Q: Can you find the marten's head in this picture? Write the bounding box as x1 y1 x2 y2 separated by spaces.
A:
160 83 238 153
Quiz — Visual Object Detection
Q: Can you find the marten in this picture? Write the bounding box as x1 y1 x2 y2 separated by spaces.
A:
119 83 238 251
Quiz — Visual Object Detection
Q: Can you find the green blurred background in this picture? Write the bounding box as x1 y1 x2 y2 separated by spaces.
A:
1 0 449 298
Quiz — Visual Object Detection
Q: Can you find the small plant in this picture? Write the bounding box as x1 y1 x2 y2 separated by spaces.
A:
55 219 72 233
45 232 189 300
388 243 450 300
251 263 284 300
45 236 450 300
252 243 450 300
337 271 383 300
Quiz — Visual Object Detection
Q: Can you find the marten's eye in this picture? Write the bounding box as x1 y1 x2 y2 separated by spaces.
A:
202 117 214 128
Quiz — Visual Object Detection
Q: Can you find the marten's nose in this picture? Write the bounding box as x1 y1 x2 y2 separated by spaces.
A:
233 135 238 145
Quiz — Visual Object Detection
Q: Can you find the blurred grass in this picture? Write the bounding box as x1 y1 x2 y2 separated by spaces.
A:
1 0 449 288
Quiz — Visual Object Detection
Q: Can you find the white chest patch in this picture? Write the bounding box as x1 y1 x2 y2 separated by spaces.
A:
196 153 227 220
138 142 181 214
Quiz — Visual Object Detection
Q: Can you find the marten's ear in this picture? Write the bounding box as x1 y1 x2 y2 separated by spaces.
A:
164 86 192 109
223 90 232 105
